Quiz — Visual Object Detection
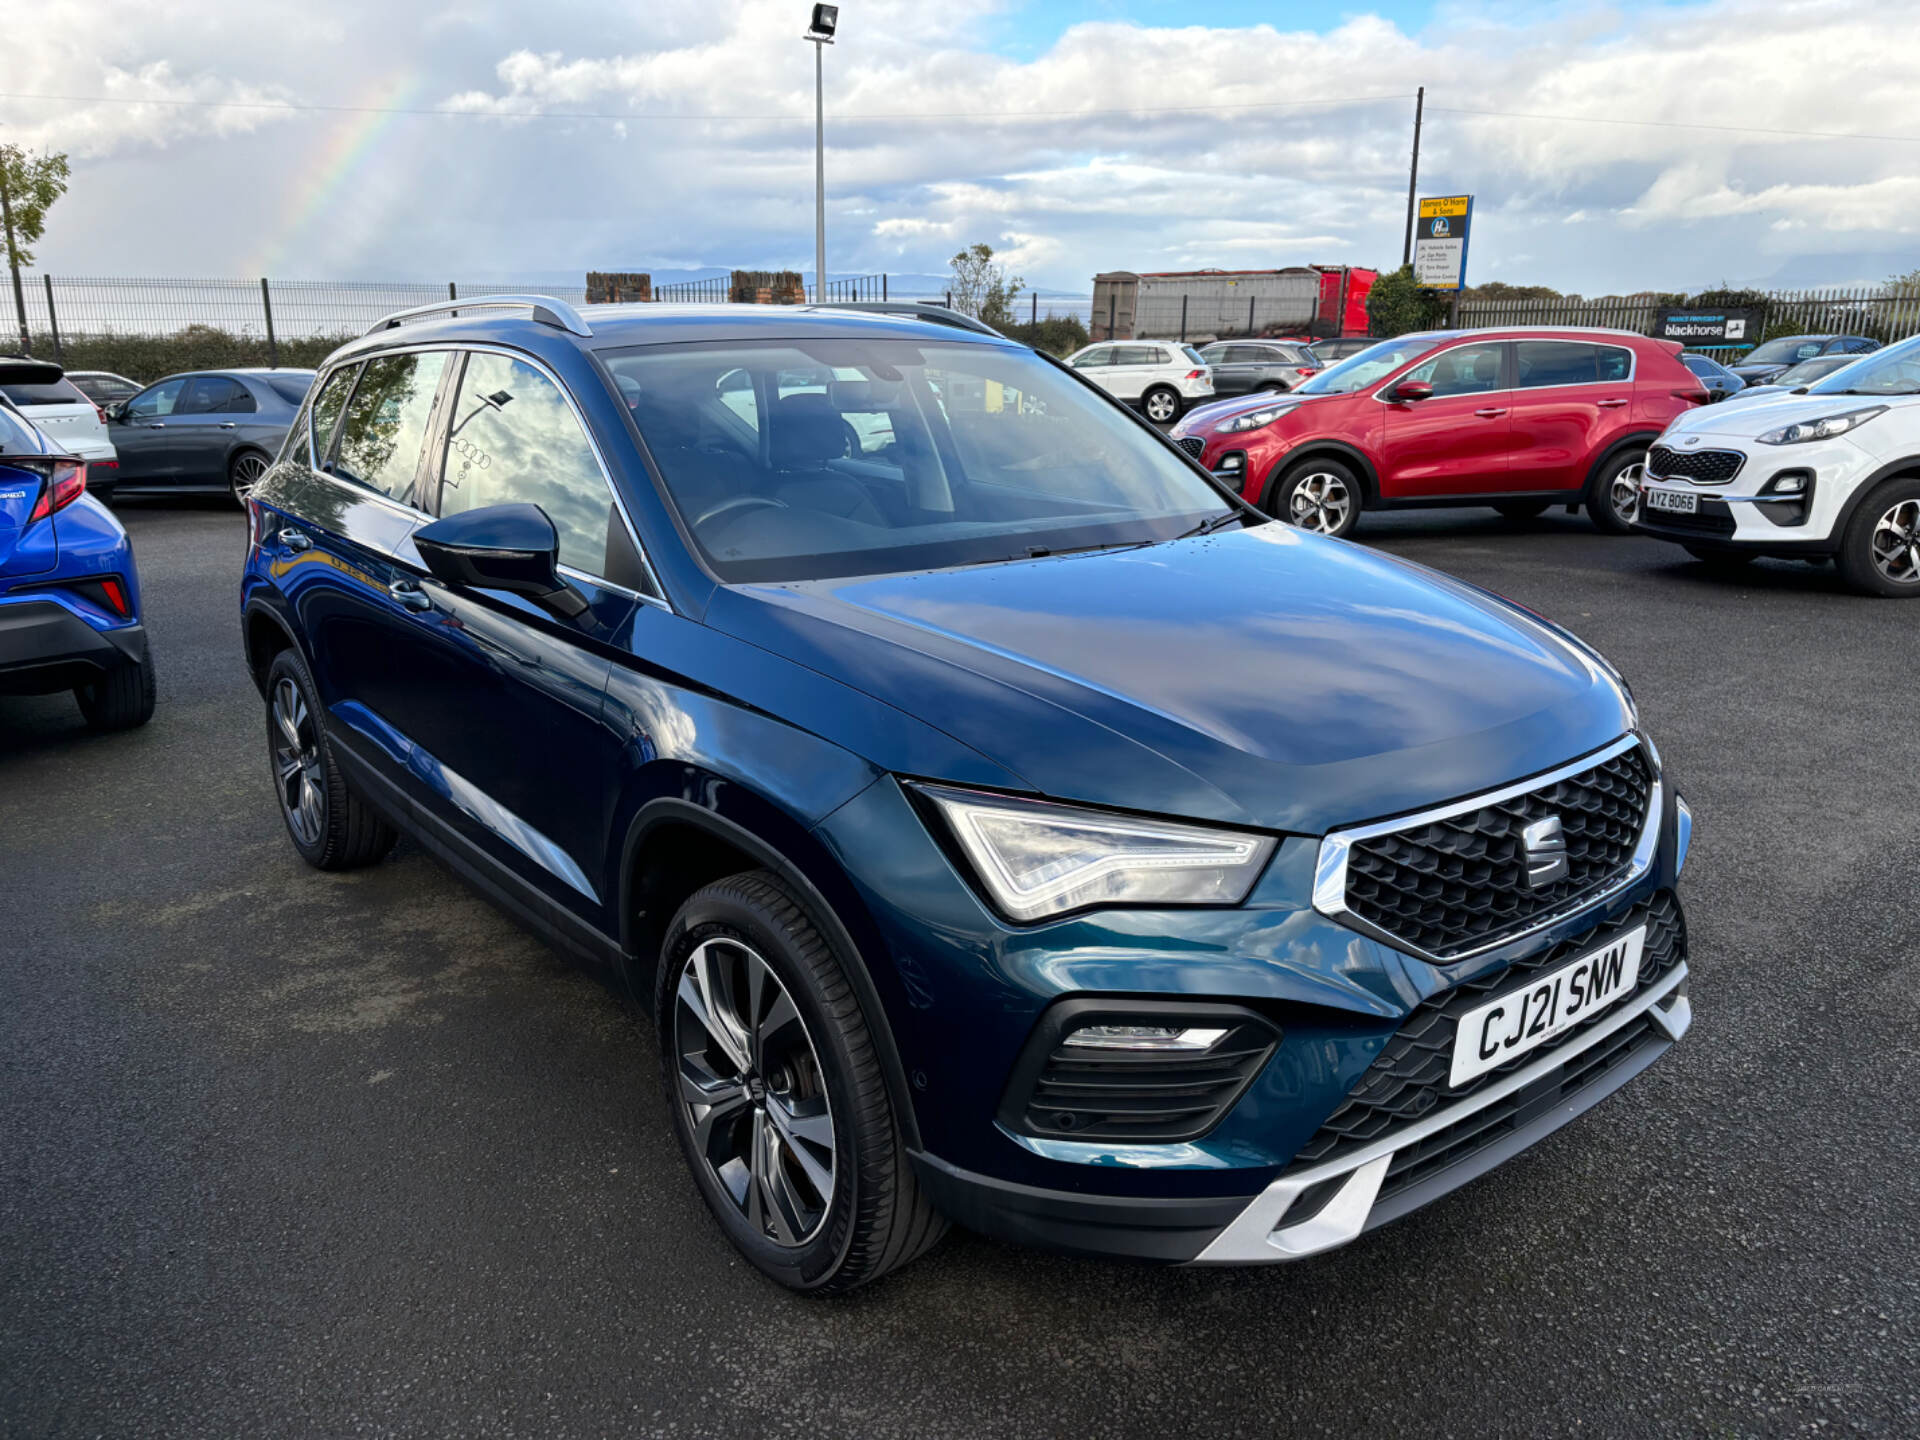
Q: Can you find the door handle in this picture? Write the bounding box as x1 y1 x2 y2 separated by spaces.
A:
1473 407 1508 418
276 528 312 552
389 578 434 612
218 422 237 429
146 422 167 429
1597 398 1629 408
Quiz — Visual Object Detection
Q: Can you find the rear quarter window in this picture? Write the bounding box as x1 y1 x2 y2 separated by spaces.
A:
0 378 87 406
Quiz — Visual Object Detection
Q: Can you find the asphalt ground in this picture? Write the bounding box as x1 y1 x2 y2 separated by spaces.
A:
4 497 1916 1438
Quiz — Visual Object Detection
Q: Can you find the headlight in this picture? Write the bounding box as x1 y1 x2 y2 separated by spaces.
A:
1218 404 1290 434
916 784 1276 922
1756 406 1886 445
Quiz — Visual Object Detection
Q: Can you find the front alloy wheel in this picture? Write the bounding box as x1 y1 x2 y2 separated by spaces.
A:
1839 478 1920 597
674 936 837 1248
1869 498 1920 588
1282 468 1357 536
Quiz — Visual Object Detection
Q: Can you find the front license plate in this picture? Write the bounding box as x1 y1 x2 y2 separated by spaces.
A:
1449 927 1646 1086
1645 488 1698 515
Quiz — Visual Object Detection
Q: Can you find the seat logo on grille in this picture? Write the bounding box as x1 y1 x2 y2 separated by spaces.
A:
1521 815 1570 889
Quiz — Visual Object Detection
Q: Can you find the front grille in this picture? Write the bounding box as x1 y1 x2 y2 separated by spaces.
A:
1288 891 1685 1191
1176 436 1207 460
1010 1018 1277 1143
1341 746 1654 961
1648 445 1745 484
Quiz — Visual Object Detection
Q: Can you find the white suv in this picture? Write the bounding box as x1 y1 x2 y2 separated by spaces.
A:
1065 341 1213 422
1635 334 1920 596
0 366 119 496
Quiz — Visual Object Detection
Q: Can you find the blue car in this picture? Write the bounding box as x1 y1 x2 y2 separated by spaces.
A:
239 298 1694 1291
1 359 155 731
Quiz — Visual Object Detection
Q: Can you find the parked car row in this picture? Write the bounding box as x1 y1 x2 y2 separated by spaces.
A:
1064 333 1387 421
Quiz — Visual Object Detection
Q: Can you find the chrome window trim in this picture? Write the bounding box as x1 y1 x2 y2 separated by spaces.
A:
1191 960 1691 1264
1311 734 1662 966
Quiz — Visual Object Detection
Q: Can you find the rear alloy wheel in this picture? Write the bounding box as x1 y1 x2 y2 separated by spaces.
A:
1589 450 1647 534
264 649 397 868
75 658 155 732
1142 386 1182 424
229 451 270 504
1273 458 1361 538
1839 479 1920 597
659 871 947 1293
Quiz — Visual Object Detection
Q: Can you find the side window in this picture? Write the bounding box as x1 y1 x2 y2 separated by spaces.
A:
1835 338 1875 354
1596 346 1632 382
305 364 358 468
438 352 616 577
178 377 258 415
126 378 187 419
1405 342 1507 398
1114 346 1159 367
1515 341 1600 388
329 351 449 502
1073 347 1113 368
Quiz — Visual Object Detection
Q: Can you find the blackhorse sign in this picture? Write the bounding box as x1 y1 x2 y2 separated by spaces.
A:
1653 306 1765 349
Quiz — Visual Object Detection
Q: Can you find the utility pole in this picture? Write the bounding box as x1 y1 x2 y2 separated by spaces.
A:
1401 86 1425 270
0 167 30 354
804 7 839 303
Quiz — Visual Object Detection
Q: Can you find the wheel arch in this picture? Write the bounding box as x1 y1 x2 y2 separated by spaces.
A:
1262 441 1381 512
616 789 923 1151
240 594 303 700
1832 457 1920 541
1581 429 1664 501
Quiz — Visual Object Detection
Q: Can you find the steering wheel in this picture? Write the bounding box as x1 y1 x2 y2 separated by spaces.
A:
692 495 789 528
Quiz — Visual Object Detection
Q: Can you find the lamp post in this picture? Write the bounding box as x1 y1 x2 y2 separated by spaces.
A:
804 5 838 303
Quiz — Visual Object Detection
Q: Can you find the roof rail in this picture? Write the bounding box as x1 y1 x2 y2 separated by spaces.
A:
363 294 593 339
809 301 1006 339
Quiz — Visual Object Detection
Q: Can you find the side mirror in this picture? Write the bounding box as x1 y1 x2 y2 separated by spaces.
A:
106 402 127 423
1388 380 1434 403
413 502 589 619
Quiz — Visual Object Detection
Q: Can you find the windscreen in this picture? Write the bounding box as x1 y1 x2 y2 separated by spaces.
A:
1293 336 1442 395
600 337 1237 583
1742 337 1825 366
0 378 88 407
1806 336 1920 396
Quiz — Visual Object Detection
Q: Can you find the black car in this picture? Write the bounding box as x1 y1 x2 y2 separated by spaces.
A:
1680 351 1745 402
1307 336 1375 366
107 369 315 501
1729 334 1878 386
1197 340 1319 396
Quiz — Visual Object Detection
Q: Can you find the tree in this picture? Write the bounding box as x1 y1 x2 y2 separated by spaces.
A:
0 144 71 353
948 243 1025 326
1365 265 1451 337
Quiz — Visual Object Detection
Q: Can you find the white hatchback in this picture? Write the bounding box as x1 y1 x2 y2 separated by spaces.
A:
1065 341 1213 423
1635 333 1920 596
0 369 118 491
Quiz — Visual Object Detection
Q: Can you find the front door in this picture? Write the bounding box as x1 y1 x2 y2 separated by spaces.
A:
1378 341 1515 498
169 375 258 483
110 377 190 483
379 349 641 930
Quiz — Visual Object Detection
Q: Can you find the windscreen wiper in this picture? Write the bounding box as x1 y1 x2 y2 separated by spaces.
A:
1168 512 1244 542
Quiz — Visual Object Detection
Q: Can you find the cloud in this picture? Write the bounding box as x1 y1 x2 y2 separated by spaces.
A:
2 0 1917 293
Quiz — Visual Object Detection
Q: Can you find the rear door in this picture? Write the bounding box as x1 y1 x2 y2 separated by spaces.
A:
1108 346 1160 400
1507 340 1636 493
1378 340 1515 497
109 378 190 482
170 375 258 482
1207 345 1258 395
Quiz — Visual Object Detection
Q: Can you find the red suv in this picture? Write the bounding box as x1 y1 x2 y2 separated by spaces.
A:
1167 328 1709 536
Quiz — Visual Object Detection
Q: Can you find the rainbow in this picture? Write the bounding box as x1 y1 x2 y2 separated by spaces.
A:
247 70 424 275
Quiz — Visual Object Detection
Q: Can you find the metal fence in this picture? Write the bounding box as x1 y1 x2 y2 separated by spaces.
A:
1455 287 1920 353
4 272 1098 361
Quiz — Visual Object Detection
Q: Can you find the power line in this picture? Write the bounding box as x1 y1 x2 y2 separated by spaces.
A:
0 88 1414 125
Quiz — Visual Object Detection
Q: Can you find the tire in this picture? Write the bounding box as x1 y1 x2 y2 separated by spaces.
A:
657 870 947 1294
229 450 271 505
1587 448 1648 534
1141 386 1182 424
1493 499 1551 521
264 648 397 869
75 658 155 732
1683 544 1757 576
1270 457 1363 538
1837 476 1920 597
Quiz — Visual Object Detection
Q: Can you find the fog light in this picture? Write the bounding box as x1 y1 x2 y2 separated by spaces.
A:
1064 1024 1227 1051
1219 453 1243 470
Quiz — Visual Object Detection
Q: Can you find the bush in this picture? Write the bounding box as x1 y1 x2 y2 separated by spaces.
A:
19 324 352 384
1366 266 1452 337
994 313 1089 357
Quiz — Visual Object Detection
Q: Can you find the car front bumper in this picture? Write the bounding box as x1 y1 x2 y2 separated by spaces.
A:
1636 432 1879 551
818 767 1692 1265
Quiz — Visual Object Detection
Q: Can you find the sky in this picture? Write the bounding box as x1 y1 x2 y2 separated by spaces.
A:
4 0 1920 295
